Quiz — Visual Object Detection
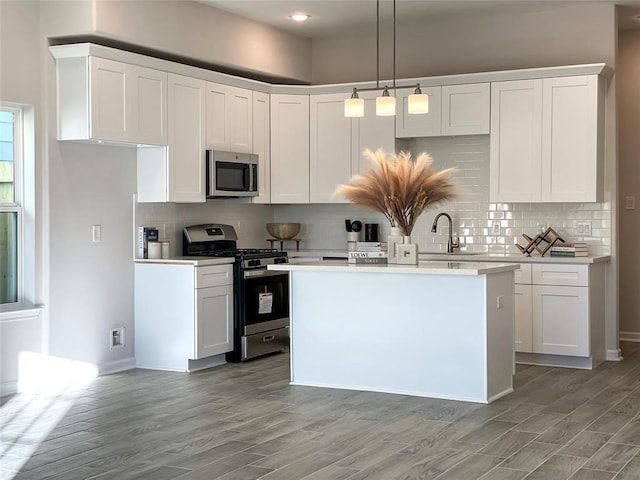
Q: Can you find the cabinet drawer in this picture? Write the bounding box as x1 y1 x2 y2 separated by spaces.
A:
533 264 588 287
196 265 233 288
514 264 532 284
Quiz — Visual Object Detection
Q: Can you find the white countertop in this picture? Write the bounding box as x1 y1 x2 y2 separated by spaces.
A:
286 249 610 264
269 260 518 276
134 257 235 267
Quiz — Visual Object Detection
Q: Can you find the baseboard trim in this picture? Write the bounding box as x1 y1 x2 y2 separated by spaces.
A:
99 357 136 375
619 331 640 343
606 348 624 361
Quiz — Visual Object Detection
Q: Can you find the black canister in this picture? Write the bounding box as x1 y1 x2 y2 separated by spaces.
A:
364 223 379 242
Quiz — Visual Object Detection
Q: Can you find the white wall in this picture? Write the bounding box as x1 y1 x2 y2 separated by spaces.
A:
618 30 640 339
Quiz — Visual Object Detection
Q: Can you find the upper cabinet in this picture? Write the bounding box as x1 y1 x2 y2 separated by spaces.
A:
137 74 206 203
490 75 604 203
205 82 253 153
441 83 490 135
270 94 310 204
309 93 353 203
57 56 167 145
396 83 489 138
252 91 271 204
396 86 442 138
352 91 396 174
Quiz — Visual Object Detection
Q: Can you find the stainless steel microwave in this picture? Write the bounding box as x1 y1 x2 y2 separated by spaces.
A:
206 150 258 198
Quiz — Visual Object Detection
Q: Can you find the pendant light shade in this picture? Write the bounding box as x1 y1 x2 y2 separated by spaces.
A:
344 89 364 117
376 87 396 116
408 84 429 114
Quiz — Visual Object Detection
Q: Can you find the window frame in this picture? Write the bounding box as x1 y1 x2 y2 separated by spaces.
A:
0 105 24 306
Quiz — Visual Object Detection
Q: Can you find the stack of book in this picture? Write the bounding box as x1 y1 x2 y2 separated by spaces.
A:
137 226 159 259
348 241 388 264
549 242 589 257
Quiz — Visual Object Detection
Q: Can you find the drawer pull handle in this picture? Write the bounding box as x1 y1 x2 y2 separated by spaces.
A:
263 335 275 342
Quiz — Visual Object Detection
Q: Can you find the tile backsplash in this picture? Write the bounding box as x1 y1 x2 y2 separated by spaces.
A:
136 136 610 257
275 135 610 256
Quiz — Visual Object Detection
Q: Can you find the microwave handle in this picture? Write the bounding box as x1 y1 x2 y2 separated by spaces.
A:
250 163 258 192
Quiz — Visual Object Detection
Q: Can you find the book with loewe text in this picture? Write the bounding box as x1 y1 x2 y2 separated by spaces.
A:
137 226 159 259
348 251 387 259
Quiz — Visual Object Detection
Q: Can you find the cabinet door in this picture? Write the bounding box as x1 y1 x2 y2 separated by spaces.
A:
396 86 441 138
514 284 532 353
310 93 353 203
205 82 229 150
205 82 253 153
490 80 543 202
89 57 128 142
252 91 271 203
352 91 395 174
442 83 490 135
195 284 234 358
167 74 206 203
228 86 253 153
532 285 589 356
130 65 167 146
270 94 310 203
541 75 602 202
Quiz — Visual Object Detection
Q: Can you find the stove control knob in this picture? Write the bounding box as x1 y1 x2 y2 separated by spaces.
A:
275 257 287 264
248 259 260 267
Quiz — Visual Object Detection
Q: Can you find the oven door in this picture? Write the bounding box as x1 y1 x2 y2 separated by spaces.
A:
242 269 289 335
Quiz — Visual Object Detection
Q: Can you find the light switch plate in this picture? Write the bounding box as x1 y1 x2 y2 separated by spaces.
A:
626 196 636 210
92 224 102 242
492 221 501 235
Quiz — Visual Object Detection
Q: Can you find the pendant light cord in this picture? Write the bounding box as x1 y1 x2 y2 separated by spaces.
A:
376 0 380 89
393 0 396 90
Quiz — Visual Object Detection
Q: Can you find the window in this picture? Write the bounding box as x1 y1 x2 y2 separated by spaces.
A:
0 107 22 305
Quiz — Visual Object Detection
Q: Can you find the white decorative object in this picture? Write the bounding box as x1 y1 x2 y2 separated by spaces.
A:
397 242 418 265
387 227 403 264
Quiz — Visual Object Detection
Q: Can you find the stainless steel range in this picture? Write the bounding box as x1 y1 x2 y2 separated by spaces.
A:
183 224 289 362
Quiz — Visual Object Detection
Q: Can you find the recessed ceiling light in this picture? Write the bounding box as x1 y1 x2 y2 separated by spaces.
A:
290 13 310 22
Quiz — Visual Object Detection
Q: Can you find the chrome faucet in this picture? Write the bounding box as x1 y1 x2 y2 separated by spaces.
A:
431 212 459 253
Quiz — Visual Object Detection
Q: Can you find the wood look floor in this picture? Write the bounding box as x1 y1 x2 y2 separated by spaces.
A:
2 343 640 480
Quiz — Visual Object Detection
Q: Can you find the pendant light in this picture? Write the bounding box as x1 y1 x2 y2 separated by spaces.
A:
344 0 428 118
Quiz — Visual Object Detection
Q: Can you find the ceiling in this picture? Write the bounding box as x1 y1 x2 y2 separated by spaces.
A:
200 0 640 38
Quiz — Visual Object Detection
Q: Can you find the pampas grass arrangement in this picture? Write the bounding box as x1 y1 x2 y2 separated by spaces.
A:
336 149 458 236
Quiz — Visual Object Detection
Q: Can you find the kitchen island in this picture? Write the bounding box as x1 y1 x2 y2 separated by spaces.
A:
268 260 518 404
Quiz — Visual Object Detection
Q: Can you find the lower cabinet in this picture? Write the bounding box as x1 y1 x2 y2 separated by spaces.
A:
514 262 605 368
135 263 233 372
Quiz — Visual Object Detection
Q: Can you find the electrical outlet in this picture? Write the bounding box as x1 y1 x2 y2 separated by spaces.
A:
496 295 504 309
577 221 592 236
92 225 102 243
492 221 501 235
626 196 636 210
110 327 125 349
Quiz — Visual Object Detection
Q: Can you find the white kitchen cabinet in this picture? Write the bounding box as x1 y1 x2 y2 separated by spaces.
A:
135 263 233 372
396 86 442 138
310 93 354 203
270 94 310 204
56 56 168 145
441 83 490 135
541 76 604 202
490 79 543 202
514 264 533 353
513 262 605 368
137 73 206 203
205 82 253 153
490 75 604 203
352 90 396 174
252 91 271 203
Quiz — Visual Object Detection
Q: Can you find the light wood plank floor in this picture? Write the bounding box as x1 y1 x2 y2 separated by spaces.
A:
2 343 640 480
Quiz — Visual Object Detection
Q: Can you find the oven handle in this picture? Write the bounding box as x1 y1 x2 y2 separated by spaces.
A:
243 269 289 279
